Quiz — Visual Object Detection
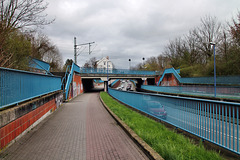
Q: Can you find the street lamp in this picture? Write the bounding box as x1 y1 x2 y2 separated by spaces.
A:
210 42 216 97
129 59 131 70
142 57 145 69
107 61 109 92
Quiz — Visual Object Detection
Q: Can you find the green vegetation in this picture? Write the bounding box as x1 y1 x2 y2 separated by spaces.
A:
0 0 62 71
100 92 223 160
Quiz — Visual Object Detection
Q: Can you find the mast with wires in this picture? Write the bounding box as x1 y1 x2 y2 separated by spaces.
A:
74 37 95 64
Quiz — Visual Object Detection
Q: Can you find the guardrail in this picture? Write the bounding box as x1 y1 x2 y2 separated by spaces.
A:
80 67 158 75
181 76 240 85
0 67 62 109
108 88 240 155
64 63 81 100
157 68 240 86
142 85 240 100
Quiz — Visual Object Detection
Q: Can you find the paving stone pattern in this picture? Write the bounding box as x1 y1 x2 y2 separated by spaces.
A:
0 93 148 160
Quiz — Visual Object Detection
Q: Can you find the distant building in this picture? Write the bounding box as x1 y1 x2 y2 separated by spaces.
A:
96 56 113 71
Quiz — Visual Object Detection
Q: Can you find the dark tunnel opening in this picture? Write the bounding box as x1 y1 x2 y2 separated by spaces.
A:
82 79 104 93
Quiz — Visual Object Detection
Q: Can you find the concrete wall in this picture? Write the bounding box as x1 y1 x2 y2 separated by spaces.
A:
0 91 63 151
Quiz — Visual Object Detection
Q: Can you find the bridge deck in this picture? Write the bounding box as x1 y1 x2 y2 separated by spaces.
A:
0 92 148 160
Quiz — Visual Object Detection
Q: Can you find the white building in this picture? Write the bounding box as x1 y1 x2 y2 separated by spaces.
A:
96 56 113 72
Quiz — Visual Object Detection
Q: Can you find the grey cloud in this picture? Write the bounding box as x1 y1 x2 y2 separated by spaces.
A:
43 0 240 69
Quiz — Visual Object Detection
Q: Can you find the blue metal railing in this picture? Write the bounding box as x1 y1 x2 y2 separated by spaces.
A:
0 67 62 109
80 67 157 75
64 63 81 100
181 76 240 85
108 88 240 155
158 68 240 86
29 57 51 75
63 64 157 100
142 85 240 99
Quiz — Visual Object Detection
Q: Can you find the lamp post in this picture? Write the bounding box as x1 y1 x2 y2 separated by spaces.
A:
107 61 109 92
142 57 145 69
210 42 216 97
129 59 131 70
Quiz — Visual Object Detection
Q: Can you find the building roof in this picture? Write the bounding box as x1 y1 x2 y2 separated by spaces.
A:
96 57 111 65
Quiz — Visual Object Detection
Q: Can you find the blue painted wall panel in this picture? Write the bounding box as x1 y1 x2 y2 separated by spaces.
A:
0 67 61 109
108 88 240 155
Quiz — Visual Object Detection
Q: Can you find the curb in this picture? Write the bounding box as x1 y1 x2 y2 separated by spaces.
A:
99 94 164 160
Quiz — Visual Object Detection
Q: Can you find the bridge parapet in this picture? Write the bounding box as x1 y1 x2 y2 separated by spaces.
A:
79 67 160 76
63 63 161 99
0 67 62 109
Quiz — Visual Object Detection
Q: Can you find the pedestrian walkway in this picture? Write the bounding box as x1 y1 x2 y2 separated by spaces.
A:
0 93 148 160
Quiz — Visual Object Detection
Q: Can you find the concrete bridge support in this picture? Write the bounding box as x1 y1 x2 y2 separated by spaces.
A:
104 81 108 92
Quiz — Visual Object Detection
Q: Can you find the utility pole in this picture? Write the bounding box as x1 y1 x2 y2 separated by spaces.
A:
129 59 131 70
210 42 216 97
74 37 77 64
74 37 95 65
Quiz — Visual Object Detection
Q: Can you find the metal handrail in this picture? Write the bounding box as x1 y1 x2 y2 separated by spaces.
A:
108 88 240 155
0 67 61 109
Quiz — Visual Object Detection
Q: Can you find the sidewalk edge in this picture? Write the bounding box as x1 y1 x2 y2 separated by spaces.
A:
99 94 164 160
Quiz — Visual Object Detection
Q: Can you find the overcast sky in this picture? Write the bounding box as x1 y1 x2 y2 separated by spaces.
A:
43 0 240 69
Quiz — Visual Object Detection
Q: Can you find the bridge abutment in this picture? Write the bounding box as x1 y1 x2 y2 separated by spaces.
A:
104 81 108 92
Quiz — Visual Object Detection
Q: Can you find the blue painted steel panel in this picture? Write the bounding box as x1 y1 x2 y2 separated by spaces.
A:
94 79 104 83
29 58 50 72
108 88 240 155
182 76 240 85
64 63 81 100
142 85 240 99
0 67 61 109
111 79 119 86
237 107 239 152
80 67 157 75
157 68 240 85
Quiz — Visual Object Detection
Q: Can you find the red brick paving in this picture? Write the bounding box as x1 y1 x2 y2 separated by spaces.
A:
86 93 148 160
0 93 148 160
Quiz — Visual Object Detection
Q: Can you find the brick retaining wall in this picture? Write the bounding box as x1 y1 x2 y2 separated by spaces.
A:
0 92 63 151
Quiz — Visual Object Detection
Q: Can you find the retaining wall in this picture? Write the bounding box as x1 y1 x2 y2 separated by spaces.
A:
0 91 63 151
67 73 83 100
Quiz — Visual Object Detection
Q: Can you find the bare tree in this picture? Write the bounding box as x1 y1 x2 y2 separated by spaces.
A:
0 0 53 68
84 57 97 68
157 55 171 71
164 37 185 68
230 12 240 45
0 0 53 31
30 32 63 71
192 16 222 63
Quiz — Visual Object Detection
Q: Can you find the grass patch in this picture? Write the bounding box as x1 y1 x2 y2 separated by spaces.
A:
100 92 223 160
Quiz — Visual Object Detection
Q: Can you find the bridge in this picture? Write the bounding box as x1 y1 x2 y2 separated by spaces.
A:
0 63 240 159
61 63 160 100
